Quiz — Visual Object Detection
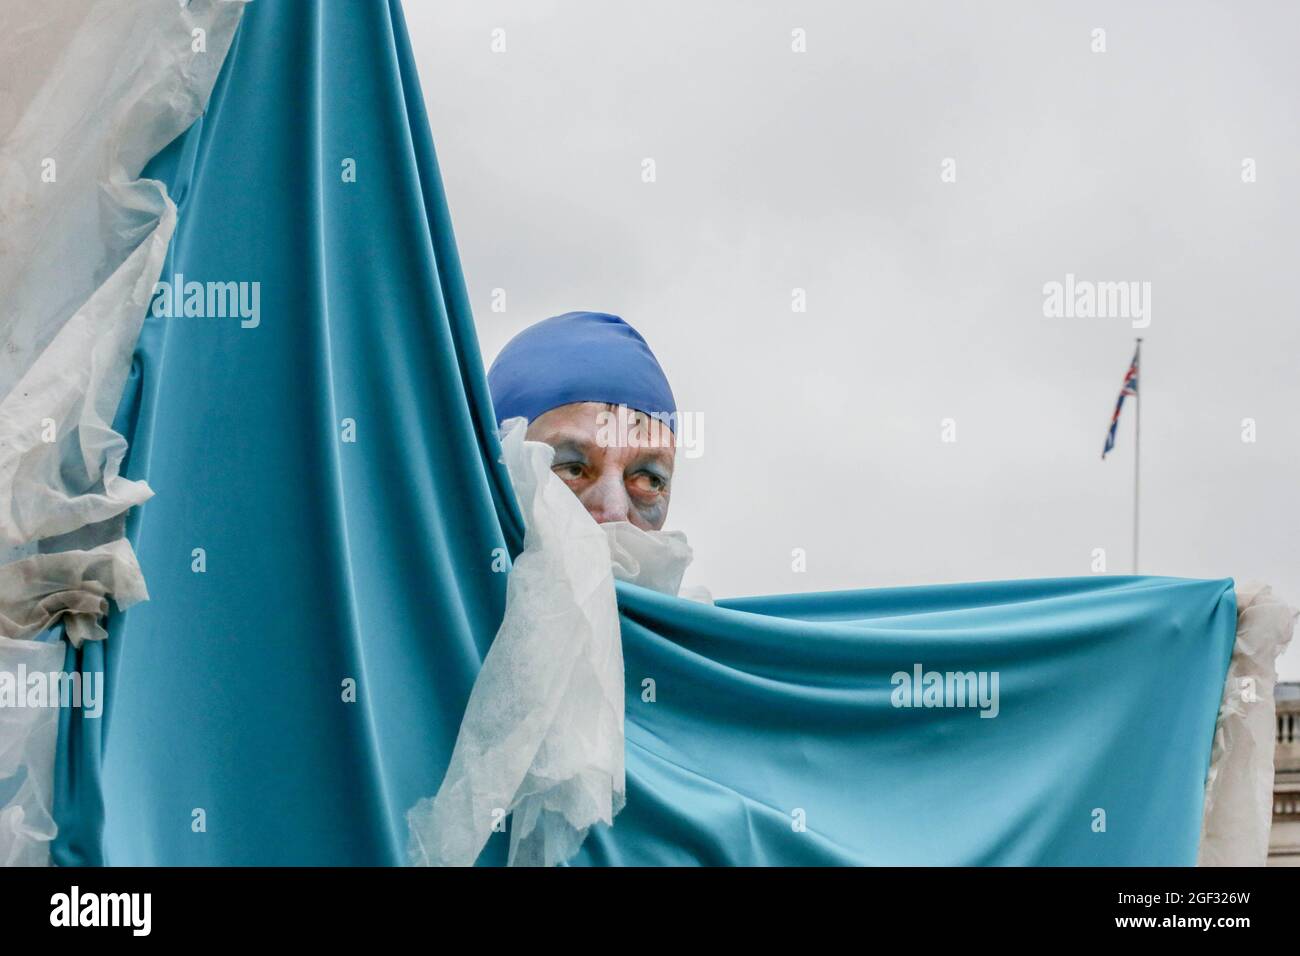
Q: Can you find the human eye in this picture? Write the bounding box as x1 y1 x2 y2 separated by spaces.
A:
629 470 667 494
553 460 585 481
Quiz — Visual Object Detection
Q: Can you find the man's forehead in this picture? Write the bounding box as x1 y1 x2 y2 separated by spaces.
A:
529 404 676 455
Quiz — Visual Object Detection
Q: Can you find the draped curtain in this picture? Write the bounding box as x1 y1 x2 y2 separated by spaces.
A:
45 0 1253 866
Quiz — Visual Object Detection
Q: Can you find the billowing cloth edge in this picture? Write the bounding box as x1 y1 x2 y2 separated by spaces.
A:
1199 582 1297 865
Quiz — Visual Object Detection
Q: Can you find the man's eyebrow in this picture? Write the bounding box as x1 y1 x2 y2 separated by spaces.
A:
540 432 595 458
629 448 675 475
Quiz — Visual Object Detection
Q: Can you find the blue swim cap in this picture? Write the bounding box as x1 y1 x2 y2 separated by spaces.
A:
487 311 677 431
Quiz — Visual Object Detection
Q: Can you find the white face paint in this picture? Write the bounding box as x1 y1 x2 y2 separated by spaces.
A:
525 402 676 531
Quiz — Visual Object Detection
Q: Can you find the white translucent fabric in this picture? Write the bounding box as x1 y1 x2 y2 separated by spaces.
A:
0 0 245 867
0 0 244 548
1199 582 1297 866
0 635 66 867
0 540 148 866
407 418 700 867
0 540 149 649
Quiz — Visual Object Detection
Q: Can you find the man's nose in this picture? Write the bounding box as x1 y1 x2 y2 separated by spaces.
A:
579 473 630 524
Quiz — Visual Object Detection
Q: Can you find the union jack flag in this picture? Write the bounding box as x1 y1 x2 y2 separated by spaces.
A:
1101 345 1140 459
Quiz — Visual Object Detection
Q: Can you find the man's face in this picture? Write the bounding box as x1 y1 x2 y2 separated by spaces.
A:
525 402 675 530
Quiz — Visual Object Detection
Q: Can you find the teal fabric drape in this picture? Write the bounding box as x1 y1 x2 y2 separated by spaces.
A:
51 0 1236 866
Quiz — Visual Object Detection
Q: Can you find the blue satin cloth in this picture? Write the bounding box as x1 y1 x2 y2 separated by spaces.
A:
50 0 1236 866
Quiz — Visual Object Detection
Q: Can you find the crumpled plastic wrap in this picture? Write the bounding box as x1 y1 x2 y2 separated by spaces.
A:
1198 582 1297 866
0 0 244 548
407 417 699 867
0 539 149 649
0 635 67 867
0 0 245 867
0 539 149 867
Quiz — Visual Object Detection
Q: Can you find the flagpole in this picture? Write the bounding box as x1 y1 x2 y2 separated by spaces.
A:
1133 337 1142 574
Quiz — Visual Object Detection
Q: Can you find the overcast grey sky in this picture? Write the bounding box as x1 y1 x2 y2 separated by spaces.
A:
405 1 1300 678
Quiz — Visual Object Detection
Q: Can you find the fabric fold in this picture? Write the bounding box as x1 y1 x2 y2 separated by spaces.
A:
1198 582 1297 865
0 539 148 867
0 539 149 649
0 634 66 867
0 0 245 547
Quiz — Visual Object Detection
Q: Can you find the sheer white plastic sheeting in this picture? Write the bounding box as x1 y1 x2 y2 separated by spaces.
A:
406 417 707 868
0 0 246 867
1199 582 1297 865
